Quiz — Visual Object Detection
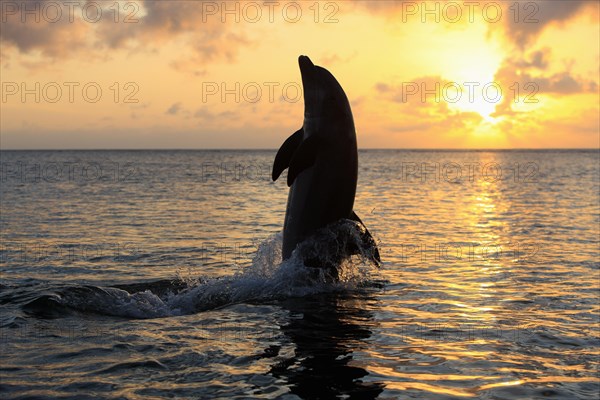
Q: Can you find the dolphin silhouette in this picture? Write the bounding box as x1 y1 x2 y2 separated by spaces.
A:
272 55 380 275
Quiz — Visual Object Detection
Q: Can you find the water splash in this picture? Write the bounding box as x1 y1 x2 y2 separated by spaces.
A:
23 222 381 319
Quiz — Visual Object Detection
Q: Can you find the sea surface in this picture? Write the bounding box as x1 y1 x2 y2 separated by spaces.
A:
0 149 598 399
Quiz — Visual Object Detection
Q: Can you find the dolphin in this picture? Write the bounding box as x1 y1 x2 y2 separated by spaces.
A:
272 55 380 276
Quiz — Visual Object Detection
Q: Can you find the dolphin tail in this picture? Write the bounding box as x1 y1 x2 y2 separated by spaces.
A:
349 211 381 266
272 128 304 181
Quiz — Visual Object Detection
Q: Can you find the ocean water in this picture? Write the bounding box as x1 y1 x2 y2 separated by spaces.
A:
0 149 598 399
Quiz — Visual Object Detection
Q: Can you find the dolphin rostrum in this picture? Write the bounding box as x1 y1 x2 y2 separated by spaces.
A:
272 55 380 276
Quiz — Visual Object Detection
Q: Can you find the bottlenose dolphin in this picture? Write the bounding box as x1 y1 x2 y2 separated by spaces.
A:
272 55 380 276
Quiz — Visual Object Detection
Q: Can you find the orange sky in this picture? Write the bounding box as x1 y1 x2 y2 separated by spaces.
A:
1 0 598 149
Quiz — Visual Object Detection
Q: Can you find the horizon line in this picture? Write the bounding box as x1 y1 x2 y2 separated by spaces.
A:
1 148 598 151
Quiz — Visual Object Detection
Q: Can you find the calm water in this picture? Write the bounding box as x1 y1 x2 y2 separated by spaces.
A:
0 150 598 399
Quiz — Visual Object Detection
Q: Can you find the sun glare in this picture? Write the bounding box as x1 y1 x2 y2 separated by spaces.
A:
446 85 502 123
433 31 504 124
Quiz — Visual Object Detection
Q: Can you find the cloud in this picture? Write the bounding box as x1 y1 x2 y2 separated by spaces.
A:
350 95 365 110
194 108 237 123
516 71 594 95
514 49 550 70
0 1 90 58
319 51 358 66
354 1 596 49
373 75 485 142
375 83 390 93
166 102 182 115
194 108 216 121
1 1 253 66
375 75 462 105
500 1 592 48
492 50 598 117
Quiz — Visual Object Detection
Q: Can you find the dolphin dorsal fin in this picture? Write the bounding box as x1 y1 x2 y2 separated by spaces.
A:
272 128 304 181
287 135 321 186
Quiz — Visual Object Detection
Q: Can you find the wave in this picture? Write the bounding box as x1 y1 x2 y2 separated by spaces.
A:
19 222 382 319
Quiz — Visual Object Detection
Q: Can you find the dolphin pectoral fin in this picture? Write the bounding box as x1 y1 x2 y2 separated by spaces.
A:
272 128 304 181
287 135 321 187
350 211 382 266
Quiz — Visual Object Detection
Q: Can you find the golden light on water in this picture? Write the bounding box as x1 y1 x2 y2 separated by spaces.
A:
352 149 599 397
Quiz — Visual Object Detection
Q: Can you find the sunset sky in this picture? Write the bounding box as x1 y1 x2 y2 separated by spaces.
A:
1 0 598 149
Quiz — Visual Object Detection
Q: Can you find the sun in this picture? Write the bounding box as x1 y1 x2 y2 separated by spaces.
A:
441 57 503 123
431 30 504 124
442 81 502 123
453 92 501 122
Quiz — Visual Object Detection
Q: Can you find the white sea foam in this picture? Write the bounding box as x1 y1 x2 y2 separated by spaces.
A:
57 224 380 319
